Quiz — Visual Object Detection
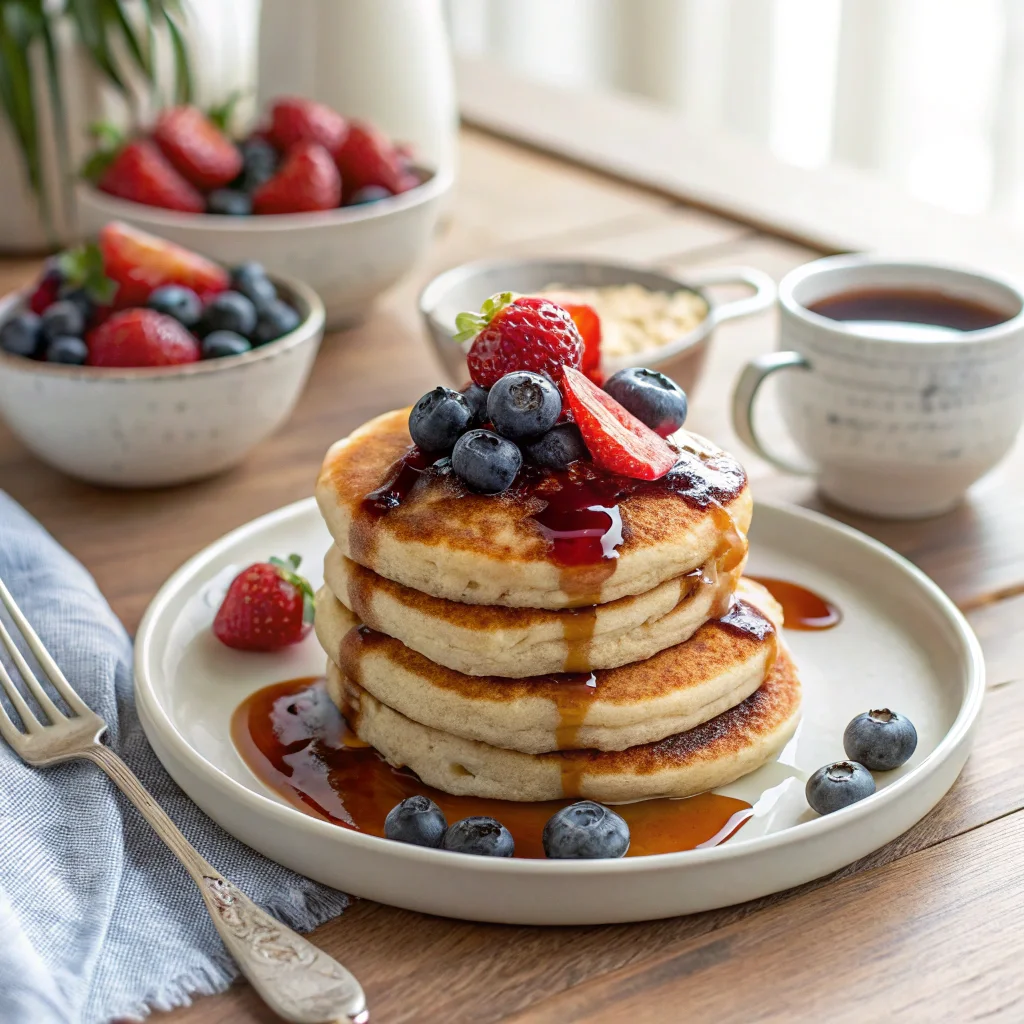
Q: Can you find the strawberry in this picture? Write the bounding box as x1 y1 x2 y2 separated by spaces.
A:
252 142 341 214
95 139 204 213
153 105 243 190
87 308 200 367
561 366 677 480
333 121 413 197
268 96 348 155
458 293 584 388
213 554 315 652
28 264 62 314
561 303 602 384
98 221 229 307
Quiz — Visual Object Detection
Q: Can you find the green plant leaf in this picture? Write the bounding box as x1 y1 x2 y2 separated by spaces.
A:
57 242 118 305
39 14 72 235
109 0 153 82
163 6 192 104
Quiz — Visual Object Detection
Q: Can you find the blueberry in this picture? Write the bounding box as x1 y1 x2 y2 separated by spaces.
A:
206 188 252 216
604 367 688 437
805 760 876 815
58 286 94 322
147 285 202 328
347 184 393 205
459 383 489 427
523 423 589 470
40 299 84 341
45 336 88 365
441 816 514 857
486 371 562 441
542 801 630 859
199 291 257 338
251 298 301 345
451 429 522 494
384 795 448 848
843 709 918 771
201 330 252 359
409 386 472 452
0 312 42 358
230 262 277 309
239 137 278 191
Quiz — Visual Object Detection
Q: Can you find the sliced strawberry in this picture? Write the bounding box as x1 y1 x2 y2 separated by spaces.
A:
87 308 200 367
96 139 204 213
333 121 412 197
561 302 602 384
98 221 229 307
561 365 677 480
252 142 341 214
268 96 348 155
153 105 243 190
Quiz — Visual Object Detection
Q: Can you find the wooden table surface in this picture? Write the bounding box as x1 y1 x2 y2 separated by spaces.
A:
4 126 1024 1024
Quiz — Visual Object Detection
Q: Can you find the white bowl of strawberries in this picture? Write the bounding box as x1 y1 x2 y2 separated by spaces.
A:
76 97 452 329
0 222 324 488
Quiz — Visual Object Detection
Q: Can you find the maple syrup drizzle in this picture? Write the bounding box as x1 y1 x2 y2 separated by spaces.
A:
232 677 754 858
748 577 841 631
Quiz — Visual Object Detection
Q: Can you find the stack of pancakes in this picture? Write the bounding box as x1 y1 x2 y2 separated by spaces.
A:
313 408 801 804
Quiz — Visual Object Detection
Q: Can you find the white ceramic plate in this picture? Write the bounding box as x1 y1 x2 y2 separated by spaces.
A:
135 498 983 925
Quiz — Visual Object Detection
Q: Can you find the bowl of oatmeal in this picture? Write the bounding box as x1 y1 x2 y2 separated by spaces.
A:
419 258 775 391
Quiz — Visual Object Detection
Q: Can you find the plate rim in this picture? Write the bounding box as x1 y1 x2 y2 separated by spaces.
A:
134 496 985 878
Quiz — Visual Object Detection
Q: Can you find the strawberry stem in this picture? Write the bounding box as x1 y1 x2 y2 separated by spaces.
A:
269 554 316 623
453 291 515 344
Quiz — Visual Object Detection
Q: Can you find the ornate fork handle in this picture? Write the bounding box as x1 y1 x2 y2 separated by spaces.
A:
85 744 367 1024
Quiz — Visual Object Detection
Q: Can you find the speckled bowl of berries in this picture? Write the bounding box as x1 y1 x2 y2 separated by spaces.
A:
0 222 324 488
75 97 452 329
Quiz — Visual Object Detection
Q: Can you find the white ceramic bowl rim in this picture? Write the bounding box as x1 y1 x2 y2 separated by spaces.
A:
780 253 1024 346
134 497 984 878
77 163 453 233
0 273 325 382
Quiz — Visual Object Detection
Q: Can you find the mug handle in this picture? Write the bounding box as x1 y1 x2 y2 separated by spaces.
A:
682 266 777 323
732 351 817 475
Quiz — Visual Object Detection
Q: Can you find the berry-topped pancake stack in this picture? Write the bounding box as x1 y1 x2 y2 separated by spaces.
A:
313 293 801 808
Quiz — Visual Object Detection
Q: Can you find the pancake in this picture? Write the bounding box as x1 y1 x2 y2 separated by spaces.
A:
325 646 801 803
314 579 782 754
322 544 744 677
315 408 752 609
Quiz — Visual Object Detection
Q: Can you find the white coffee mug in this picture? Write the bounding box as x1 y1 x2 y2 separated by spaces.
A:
732 255 1024 518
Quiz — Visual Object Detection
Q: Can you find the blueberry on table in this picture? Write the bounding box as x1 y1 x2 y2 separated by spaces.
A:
207 188 253 216
347 185 393 205
843 709 918 771
805 760 875 815
459 383 489 427
486 370 562 441
523 423 589 470
45 336 88 365
147 285 202 328
0 312 43 358
543 801 630 859
409 386 472 452
604 367 688 437
442 816 514 857
40 299 85 341
251 299 302 345
384 795 448 848
199 291 258 338
201 330 252 359
452 429 522 494
230 262 277 309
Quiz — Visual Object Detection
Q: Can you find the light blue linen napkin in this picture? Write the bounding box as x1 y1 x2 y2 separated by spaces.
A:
0 491 350 1024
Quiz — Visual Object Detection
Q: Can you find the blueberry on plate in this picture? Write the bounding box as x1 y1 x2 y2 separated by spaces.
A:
409 386 472 452
147 285 202 328
0 312 42 358
459 383 489 427
40 299 85 342
199 291 257 338
201 330 252 359
452 429 522 494
486 370 562 441
384 795 448 848
347 184 393 205
543 801 630 859
442 816 514 857
843 709 918 771
805 760 875 815
45 336 88 365
207 188 252 216
230 262 277 309
603 367 688 437
239 137 278 191
523 423 589 470
251 298 301 345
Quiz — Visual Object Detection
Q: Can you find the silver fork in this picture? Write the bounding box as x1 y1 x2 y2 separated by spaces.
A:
0 577 367 1024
